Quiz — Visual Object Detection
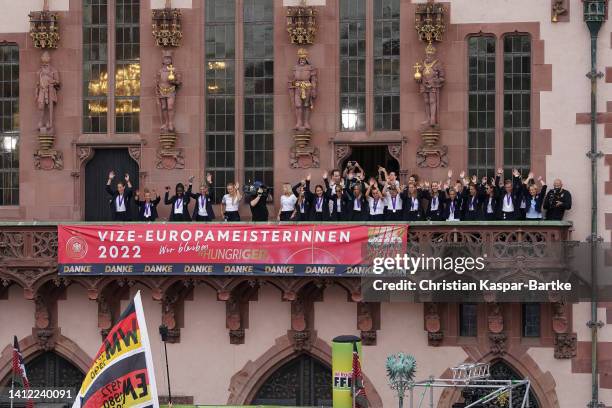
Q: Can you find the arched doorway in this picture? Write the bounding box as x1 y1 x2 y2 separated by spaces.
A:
251 353 332 406
84 148 139 221
342 145 400 179
2 352 84 407
458 361 540 408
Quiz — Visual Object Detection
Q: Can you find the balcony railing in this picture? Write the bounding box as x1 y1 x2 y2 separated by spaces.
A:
0 221 572 262
0 221 571 278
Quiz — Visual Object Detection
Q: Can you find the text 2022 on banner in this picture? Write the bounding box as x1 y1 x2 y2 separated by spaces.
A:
58 224 407 276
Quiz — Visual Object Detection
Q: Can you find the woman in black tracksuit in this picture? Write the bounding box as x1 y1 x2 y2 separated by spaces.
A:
366 182 385 221
422 182 445 221
523 174 548 220
346 181 368 221
480 178 499 221
135 189 161 221
462 179 486 221
309 183 330 222
165 181 192 221
441 188 462 221
326 178 350 221
189 174 215 222
383 183 403 221
402 183 425 221
292 178 312 221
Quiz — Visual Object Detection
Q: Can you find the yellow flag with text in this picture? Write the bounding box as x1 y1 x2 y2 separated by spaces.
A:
72 291 159 408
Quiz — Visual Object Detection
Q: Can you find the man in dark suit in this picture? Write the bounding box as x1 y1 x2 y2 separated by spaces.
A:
189 173 215 222
106 171 133 221
544 179 572 220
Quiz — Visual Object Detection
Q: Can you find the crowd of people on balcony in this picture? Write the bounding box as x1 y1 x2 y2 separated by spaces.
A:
105 161 572 223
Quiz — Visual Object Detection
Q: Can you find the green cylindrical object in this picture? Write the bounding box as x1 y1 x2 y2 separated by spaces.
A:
332 335 362 408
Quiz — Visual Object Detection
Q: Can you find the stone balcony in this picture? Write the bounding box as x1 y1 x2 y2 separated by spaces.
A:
0 221 578 347
0 221 573 299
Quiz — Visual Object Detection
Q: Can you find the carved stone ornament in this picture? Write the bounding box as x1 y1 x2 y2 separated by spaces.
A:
156 147 185 170
291 298 307 332
335 144 352 166
78 146 93 164
414 0 447 45
552 0 568 22
424 303 441 333
286 1 317 45
289 329 312 351
29 1 60 49
229 329 245 345
487 303 503 334
162 294 180 343
97 295 112 332
357 303 373 332
489 332 507 355
35 295 50 329
34 148 63 170
427 331 444 346
552 301 568 334
425 303 443 346
290 144 320 169
388 144 401 163
417 139 448 168
360 330 377 346
128 146 141 165
554 332 577 359
152 0 183 48
35 328 56 351
226 298 241 331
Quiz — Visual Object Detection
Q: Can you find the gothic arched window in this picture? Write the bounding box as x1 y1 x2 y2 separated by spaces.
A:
2 351 84 407
251 353 332 407
460 360 540 408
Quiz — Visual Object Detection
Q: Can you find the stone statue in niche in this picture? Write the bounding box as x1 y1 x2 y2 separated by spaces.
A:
155 50 182 133
288 48 318 131
414 43 445 130
34 295 50 329
552 0 567 22
36 51 60 133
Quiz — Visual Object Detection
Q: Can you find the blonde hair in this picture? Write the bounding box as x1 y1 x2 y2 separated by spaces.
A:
282 183 292 195
227 182 239 203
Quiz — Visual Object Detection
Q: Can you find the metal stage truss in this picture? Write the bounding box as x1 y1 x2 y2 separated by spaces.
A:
408 363 532 408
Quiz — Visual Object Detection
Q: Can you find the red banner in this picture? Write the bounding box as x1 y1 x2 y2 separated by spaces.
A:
58 224 407 276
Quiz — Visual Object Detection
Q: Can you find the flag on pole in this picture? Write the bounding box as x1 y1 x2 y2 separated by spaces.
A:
72 291 159 408
352 342 369 408
12 336 33 408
